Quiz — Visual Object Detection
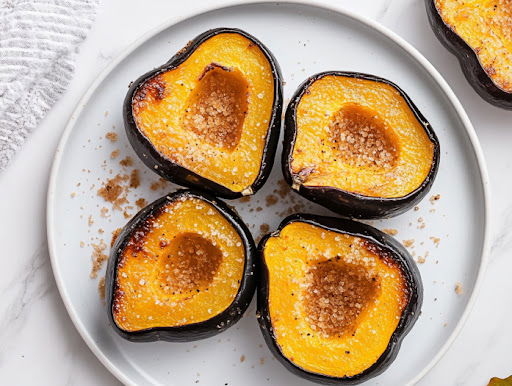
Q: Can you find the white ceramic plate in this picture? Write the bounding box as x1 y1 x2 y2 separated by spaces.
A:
47 1 490 385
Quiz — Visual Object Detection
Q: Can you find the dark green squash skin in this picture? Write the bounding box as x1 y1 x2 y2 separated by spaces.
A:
283 71 440 219
106 189 257 342
123 28 283 199
425 0 512 109
257 214 423 385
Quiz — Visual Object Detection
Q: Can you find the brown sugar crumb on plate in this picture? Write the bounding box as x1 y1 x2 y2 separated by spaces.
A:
265 194 278 206
383 228 398 236
98 276 106 301
430 236 441 247
97 174 129 210
90 240 108 278
105 132 118 142
455 282 463 295
429 194 441 204
402 239 415 248
111 228 122 247
129 169 140 188
150 178 169 191
119 156 134 167
135 198 147 209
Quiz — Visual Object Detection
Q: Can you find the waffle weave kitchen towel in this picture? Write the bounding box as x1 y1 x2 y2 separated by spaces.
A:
0 0 98 171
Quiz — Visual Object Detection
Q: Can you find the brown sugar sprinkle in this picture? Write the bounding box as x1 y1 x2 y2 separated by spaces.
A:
329 103 397 169
455 282 464 295
416 251 428 264
98 276 106 301
90 240 108 279
158 232 223 294
429 194 441 204
87 215 94 226
135 198 148 209
414 206 420 211
275 179 291 199
259 357 266 366
119 156 134 167
430 236 441 247
239 196 251 203
111 228 122 248
110 149 120 159
256 223 270 243
240 355 245 363
383 228 398 236
255 206 263 212
183 64 248 150
150 178 169 191
105 132 118 142
97 174 129 210
265 194 278 207
402 239 415 248
129 169 140 189
100 207 109 218
304 259 380 338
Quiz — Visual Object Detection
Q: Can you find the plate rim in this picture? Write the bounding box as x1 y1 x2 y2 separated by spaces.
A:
46 1 491 385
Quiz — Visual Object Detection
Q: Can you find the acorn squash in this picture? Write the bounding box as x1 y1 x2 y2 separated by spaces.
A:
426 0 512 109
106 190 256 342
283 72 440 219
124 28 283 198
257 214 422 384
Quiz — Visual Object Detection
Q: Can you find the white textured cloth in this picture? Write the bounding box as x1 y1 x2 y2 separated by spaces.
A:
0 0 98 171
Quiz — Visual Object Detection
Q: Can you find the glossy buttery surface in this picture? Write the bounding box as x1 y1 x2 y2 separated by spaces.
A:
132 32 275 192
291 75 435 198
113 196 244 331
263 222 408 377
435 0 512 92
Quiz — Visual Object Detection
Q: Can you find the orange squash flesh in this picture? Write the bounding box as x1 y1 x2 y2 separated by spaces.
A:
291 75 435 198
262 221 409 378
435 0 512 93
113 196 245 332
132 32 275 193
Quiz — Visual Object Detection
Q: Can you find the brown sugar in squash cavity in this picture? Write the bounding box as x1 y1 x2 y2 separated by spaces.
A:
106 190 257 342
304 258 381 338
157 232 223 295
329 103 398 170
183 64 249 150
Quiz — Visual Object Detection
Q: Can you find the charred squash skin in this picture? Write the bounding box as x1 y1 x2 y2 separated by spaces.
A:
123 28 283 199
257 214 423 384
283 72 440 219
426 0 512 109
106 189 257 342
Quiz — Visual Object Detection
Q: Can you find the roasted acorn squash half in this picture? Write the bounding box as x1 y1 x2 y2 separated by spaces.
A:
106 189 256 342
426 0 512 109
257 214 422 384
283 72 440 219
124 28 283 198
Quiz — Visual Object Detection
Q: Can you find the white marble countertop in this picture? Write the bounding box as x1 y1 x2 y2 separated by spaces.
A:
1 0 510 385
